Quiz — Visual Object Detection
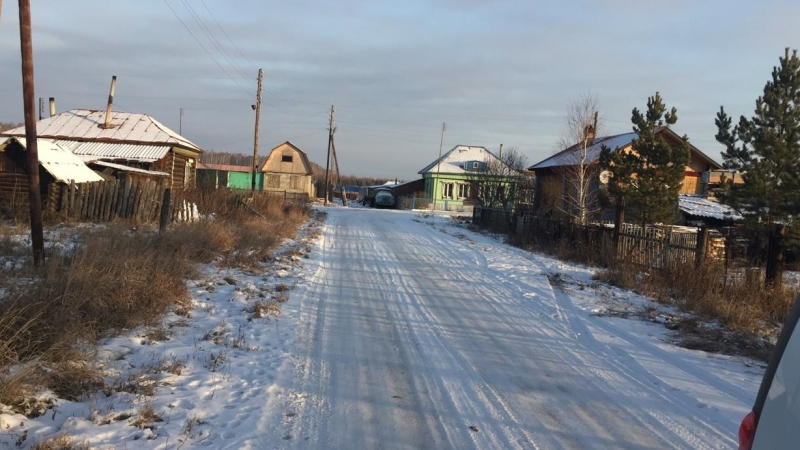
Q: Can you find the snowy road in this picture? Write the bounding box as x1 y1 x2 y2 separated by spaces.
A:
257 208 754 449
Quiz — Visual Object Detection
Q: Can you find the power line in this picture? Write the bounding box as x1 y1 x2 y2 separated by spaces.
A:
161 0 251 97
199 0 259 71
177 0 251 81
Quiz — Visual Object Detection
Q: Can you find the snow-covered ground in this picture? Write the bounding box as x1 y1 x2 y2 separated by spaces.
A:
0 208 762 449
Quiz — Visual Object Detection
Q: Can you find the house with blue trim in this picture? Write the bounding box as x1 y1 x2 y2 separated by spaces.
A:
418 145 515 211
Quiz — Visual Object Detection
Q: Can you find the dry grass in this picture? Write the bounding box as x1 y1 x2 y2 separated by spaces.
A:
595 260 797 359
0 190 310 415
131 404 163 430
247 300 281 320
30 434 90 450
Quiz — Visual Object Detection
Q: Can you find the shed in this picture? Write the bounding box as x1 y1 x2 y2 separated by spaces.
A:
0 137 102 216
261 141 315 198
0 109 203 193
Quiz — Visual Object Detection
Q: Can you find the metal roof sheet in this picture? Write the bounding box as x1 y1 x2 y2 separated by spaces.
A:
1 137 103 184
89 160 169 177
529 132 638 170
53 140 170 162
418 145 507 175
679 194 742 221
0 109 202 153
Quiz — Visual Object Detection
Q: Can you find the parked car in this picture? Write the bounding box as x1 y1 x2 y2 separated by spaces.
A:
373 189 395 208
738 294 800 449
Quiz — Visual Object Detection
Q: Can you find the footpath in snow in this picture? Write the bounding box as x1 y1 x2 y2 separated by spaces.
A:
1 208 762 449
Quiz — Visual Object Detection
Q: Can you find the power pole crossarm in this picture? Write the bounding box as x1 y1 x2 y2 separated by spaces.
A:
252 68 263 192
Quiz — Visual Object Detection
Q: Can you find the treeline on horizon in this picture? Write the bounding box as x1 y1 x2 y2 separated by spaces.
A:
201 151 394 186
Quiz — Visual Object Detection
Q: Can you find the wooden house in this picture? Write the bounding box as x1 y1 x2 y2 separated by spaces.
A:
260 142 315 198
0 137 102 216
418 145 515 211
196 163 263 190
528 127 723 217
0 109 203 193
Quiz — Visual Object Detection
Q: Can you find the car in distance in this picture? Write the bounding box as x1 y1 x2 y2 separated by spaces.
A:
738 293 800 449
373 189 395 208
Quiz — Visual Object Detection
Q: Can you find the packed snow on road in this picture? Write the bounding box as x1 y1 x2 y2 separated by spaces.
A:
1 207 763 449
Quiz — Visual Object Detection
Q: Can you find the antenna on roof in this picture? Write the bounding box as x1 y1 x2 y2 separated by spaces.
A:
100 75 117 129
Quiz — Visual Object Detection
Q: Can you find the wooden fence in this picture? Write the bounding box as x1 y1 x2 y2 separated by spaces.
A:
475 207 717 269
46 179 198 223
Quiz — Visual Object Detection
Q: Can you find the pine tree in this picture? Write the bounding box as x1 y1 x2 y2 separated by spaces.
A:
715 48 800 227
599 92 690 226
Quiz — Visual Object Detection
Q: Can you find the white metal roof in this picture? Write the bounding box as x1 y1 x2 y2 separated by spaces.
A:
89 160 169 177
678 195 742 221
529 132 638 170
0 109 202 154
418 145 506 175
1 137 103 184
53 140 170 163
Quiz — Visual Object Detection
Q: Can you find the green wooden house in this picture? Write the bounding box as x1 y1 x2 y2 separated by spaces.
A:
418 145 516 211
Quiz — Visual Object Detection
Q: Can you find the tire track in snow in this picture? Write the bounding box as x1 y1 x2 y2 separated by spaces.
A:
265 209 749 449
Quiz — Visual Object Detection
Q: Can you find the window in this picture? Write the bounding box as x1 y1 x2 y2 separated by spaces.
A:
184 158 194 187
442 182 454 199
457 183 469 199
281 154 293 163
472 162 480 170
265 174 280 188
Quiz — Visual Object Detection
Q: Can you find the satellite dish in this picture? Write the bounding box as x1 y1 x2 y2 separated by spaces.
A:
599 170 611 184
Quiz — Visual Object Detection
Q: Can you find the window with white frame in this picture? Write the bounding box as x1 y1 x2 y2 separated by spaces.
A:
442 182 454 199
457 183 469 199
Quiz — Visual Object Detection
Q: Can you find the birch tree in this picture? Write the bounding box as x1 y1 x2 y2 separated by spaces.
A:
556 94 601 225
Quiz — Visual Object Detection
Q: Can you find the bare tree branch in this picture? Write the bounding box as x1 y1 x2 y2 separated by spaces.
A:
555 94 602 225
469 147 526 209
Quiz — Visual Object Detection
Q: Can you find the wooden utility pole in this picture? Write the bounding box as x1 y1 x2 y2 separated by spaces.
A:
323 105 334 206
251 68 263 192
18 0 44 265
330 132 347 207
432 122 446 211
38 97 43 120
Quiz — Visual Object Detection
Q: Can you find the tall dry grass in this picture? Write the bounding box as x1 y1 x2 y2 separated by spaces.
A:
0 189 310 414
596 260 797 338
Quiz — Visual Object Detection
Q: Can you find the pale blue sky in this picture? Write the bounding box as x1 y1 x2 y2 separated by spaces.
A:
0 0 797 180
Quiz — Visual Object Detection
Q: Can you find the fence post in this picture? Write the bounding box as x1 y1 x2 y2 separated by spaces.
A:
765 224 786 287
695 226 709 268
159 188 171 234
613 198 624 261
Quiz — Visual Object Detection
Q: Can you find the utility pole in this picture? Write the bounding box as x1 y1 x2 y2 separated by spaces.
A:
179 107 184 135
330 130 347 207
251 68 263 192
432 122 446 211
38 97 43 120
324 105 334 206
18 0 44 265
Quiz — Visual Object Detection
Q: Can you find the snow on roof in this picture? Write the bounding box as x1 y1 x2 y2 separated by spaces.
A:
1 137 104 183
418 145 505 174
679 195 742 221
0 109 202 154
529 132 638 170
529 128 722 171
